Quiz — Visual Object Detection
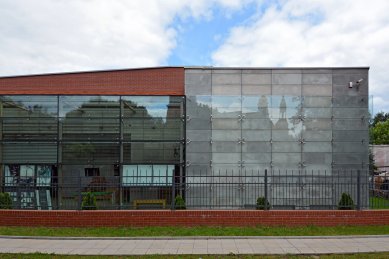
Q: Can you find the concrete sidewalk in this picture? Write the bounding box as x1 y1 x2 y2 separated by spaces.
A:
1 236 389 255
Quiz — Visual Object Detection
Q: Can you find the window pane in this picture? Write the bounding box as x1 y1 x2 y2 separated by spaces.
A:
1 96 57 118
123 142 181 164
2 117 57 141
62 142 119 164
61 117 119 141
122 118 182 141
138 165 153 186
122 96 182 119
59 96 120 118
122 165 137 186
153 165 168 185
3 142 57 164
36 165 52 186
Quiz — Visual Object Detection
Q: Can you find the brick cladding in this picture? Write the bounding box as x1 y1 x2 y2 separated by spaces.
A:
0 67 184 95
1 210 389 227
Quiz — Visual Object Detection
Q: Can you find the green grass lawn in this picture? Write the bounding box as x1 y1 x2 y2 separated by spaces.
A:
1 225 389 237
370 196 389 209
1 253 389 259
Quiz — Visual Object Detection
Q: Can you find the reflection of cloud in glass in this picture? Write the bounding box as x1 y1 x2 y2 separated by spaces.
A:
196 99 211 107
146 106 168 120
212 96 240 108
213 107 240 114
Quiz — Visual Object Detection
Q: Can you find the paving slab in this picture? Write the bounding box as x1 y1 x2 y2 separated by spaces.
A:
0 236 389 255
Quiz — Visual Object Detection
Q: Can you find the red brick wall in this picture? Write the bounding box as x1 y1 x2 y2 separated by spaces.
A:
0 67 184 95
1 210 388 227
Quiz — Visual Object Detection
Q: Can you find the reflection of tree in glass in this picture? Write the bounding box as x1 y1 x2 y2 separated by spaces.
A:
69 143 96 157
190 96 211 119
272 96 303 140
257 95 270 118
288 96 303 138
1 97 53 117
64 97 120 117
279 96 286 119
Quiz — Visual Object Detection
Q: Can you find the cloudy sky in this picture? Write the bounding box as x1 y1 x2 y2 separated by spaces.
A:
1 0 388 113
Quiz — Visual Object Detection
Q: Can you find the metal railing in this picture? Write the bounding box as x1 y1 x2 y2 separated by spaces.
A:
1 169 386 210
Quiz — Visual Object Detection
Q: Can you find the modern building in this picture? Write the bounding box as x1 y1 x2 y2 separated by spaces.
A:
371 145 389 173
0 67 370 210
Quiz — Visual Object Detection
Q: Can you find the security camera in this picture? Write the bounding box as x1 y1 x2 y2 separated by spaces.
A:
356 79 364 84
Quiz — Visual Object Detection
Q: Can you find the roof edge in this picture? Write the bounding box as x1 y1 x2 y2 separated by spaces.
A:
184 66 370 70
0 66 370 79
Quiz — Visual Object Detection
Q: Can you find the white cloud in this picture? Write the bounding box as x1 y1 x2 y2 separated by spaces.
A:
212 0 389 112
0 0 248 76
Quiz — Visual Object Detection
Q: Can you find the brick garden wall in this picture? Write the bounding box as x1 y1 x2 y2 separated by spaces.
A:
1 210 389 227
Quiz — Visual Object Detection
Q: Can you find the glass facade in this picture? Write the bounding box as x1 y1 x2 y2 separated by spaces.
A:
0 95 185 209
185 68 369 209
0 67 370 210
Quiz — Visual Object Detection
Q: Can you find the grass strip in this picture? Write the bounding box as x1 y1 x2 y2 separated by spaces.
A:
370 196 389 209
1 225 389 237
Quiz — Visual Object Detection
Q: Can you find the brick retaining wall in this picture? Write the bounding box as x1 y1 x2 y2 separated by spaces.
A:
1 210 389 227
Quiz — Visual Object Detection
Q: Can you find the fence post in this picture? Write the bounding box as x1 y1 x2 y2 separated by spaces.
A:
264 169 268 210
171 174 176 210
78 175 82 210
357 170 361 210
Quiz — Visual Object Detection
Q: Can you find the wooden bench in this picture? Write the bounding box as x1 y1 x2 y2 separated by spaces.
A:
133 199 166 209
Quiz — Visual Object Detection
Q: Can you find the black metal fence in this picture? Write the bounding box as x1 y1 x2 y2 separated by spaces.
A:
1 169 388 210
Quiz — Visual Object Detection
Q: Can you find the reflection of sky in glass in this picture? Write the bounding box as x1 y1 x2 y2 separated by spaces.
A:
212 96 241 108
242 96 270 108
194 96 211 107
122 96 181 119
212 96 240 114
271 96 301 108
122 164 173 186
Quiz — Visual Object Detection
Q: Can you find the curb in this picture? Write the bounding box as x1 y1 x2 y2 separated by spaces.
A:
1 234 389 240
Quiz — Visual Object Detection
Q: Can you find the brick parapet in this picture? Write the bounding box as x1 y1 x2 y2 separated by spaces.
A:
0 67 184 95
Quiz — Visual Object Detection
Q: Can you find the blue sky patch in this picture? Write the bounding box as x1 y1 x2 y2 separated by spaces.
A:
167 3 258 66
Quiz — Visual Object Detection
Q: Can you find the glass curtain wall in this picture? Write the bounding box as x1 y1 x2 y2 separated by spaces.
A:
185 69 369 209
0 95 185 210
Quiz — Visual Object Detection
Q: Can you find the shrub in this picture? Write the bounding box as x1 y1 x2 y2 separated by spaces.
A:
174 195 186 210
81 192 97 210
256 196 270 210
338 192 355 210
0 192 12 209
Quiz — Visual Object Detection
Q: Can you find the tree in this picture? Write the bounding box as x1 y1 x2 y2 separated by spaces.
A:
369 150 378 175
371 112 389 127
371 120 389 144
